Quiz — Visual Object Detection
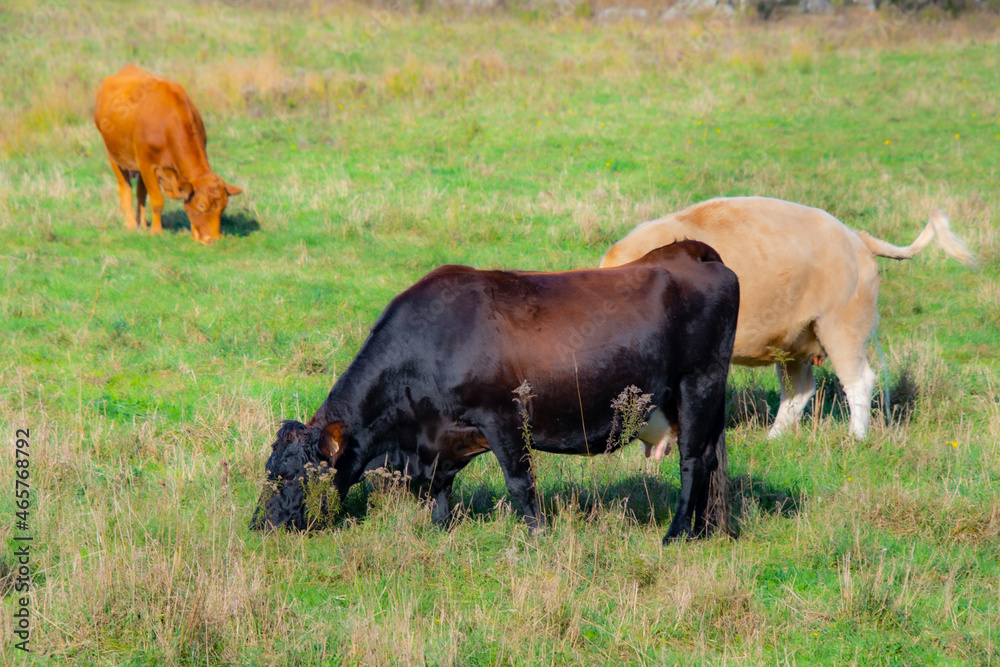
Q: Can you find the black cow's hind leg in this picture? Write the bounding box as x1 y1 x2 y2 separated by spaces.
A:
665 452 709 541
664 373 726 542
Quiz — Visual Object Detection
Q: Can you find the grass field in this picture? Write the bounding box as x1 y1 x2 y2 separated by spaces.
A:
1 0 999 664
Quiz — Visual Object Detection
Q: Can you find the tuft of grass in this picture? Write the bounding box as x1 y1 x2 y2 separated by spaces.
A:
607 384 653 452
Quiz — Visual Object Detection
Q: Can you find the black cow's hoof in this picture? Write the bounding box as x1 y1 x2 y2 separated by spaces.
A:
525 515 547 535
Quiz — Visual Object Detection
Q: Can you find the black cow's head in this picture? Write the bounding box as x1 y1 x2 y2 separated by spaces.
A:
250 420 344 531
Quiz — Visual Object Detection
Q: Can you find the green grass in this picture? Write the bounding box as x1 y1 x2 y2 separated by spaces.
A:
1 1 999 664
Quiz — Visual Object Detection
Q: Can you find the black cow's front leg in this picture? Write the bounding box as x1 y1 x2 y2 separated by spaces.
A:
476 415 545 532
429 484 453 526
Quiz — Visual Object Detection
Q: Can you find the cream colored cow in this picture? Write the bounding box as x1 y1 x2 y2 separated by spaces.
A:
604 196 976 444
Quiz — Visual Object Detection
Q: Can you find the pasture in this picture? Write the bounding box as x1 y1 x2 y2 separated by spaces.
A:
1 0 999 663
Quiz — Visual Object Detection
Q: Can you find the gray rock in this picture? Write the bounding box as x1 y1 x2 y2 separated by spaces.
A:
800 0 833 13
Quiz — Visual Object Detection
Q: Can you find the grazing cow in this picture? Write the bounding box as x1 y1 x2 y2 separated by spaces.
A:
601 196 976 439
94 65 242 243
251 241 740 542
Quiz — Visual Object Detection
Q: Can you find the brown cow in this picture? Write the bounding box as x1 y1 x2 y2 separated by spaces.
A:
94 65 241 243
602 196 976 440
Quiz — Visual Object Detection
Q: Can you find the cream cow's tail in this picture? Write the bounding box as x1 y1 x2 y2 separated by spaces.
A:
855 208 978 268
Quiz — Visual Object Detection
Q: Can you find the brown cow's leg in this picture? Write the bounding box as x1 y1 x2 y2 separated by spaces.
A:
138 164 165 235
135 175 148 230
104 149 136 229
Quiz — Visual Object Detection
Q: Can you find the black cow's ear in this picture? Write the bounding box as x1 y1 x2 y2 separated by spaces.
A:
319 422 345 461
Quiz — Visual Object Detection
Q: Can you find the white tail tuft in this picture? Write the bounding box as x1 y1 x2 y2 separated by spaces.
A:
928 208 978 269
856 208 978 269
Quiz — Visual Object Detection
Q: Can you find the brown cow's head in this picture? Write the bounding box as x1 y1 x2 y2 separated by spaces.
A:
155 167 242 244
250 420 344 531
186 175 242 243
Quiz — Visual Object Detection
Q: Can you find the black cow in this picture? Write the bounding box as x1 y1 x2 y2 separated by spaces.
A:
251 240 740 542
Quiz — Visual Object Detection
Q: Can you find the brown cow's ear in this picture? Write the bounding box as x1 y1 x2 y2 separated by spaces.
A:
224 182 243 196
155 166 193 202
191 192 210 213
319 422 345 461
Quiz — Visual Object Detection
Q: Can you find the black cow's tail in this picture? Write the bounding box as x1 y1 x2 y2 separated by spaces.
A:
706 429 731 537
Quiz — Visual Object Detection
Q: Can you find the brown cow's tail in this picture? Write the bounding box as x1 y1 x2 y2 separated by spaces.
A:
855 208 978 269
